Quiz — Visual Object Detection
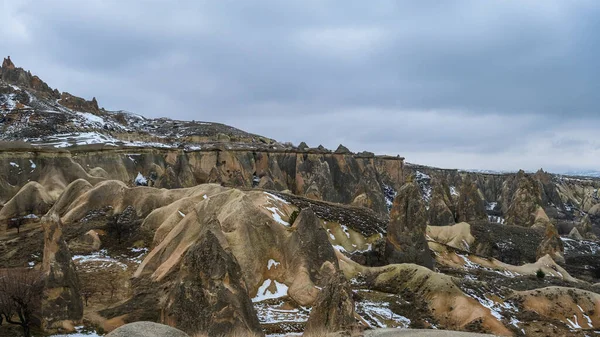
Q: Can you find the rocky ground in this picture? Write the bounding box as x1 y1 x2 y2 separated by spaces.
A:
2 57 600 337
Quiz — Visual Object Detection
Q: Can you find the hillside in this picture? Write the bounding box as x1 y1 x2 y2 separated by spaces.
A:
2 57 600 337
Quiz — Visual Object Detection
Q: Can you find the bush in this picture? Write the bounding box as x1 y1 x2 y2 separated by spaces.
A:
536 269 546 279
288 210 300 225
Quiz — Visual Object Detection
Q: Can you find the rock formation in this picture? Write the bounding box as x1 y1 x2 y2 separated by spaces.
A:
385 182 434 269
536 222 565 263
40 213 83 331
455 177 487 223
428 182 455 226
505 170 543 227
163 224 263 336
304 273 356 335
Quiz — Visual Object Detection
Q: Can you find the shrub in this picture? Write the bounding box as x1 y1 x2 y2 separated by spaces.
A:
536 269 546 279
288 210 300 225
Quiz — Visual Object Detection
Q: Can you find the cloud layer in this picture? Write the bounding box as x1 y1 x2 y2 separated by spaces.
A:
2 0 599 171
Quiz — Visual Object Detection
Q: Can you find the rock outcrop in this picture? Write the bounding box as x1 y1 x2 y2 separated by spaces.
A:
505 171 542 227
40 213 83 330
428 182 455 226
455 178 487 223
385 183 434 269
163 224 263 336
536 222 565 263
304 273 356 335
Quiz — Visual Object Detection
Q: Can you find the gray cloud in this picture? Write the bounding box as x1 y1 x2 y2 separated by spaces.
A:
2 0 600 171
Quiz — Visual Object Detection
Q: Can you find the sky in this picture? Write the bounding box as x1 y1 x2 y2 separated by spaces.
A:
2 0 600 172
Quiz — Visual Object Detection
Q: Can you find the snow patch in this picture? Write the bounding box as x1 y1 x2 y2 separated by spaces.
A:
267 259 280 270
134 172 148 186
253 279 289 302
9 162 19 167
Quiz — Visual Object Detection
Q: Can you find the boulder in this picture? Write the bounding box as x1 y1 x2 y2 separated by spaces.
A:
40 213 83 330
162 223 263 336
106 321 189 337
304 273 357 335
385 182 434 269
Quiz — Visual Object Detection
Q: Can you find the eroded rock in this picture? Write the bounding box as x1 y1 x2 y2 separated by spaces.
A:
385 182 434 269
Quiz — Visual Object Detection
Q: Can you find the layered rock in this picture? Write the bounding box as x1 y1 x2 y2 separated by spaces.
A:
162 224 263 336
428 182 455 226
536 222 565 264
504 171 543 227
385 182 434 269
455 177 487 223
304 273 357 335
40 213 83 330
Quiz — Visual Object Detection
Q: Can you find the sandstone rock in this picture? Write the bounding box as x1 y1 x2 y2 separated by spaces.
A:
335 144 351 154
298 142 309 150
428 182 455 226
68 229 102 254
304 273 357 335
385 182 434 269
536 222 565 264
106 321 190 337
59 92 100 114
0 181 54 227
505 171 543 227
455 178 487 223
163 223 263 336
41 213 83 330
568 227 584 240
2 56 15 69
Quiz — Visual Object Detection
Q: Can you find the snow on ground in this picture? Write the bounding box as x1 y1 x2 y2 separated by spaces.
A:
72 249 127 270
340 224 351 238
488 215 505 224
450 186 458 196
415 171 432 208
265 192 290 205
356 298 411 328
254 301 311 325
264 192 291 226
253 279 289 302
268 259 281 270
134 172 147 186
561 237 600 255
9 162 19 167
49 326 101 337
75 112 105 126
486 202 498 211
29 159 36 169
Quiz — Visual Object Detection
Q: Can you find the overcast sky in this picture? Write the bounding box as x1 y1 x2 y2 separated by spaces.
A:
2 1 599 172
